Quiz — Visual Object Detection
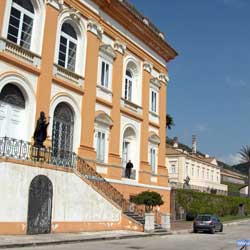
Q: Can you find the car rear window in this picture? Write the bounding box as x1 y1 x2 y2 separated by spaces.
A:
196 215 211 221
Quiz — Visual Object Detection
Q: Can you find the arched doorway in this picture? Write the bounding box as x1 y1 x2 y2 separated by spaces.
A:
0 84 25 139
52 102 74 162
27 175 53 234
122 126 136 178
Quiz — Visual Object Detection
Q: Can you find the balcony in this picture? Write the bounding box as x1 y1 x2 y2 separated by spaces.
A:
122 168 136 180
53 64 84 86
0 37 41 67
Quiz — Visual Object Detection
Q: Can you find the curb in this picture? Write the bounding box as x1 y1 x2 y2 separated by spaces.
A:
0 232 172 249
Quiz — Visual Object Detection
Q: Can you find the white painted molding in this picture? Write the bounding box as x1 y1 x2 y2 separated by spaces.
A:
87 19 103 39
114 40 126 55
99 44 116 60
46 0 64 10
150 77 161 88
159 73 169 84
143 61 153 73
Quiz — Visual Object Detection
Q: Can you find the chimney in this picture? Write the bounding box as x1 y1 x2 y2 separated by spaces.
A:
173 137 178 148
192 135 197 154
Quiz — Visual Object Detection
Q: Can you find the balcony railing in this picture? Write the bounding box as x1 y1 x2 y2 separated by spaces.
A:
53 64 84 86
0 37 41 67
0 137 144 217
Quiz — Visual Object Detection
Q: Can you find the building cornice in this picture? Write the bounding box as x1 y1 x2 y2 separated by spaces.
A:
91 0 178 62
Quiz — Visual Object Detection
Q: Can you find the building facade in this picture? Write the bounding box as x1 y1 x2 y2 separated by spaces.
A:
0 0 177 234
166 137 227 194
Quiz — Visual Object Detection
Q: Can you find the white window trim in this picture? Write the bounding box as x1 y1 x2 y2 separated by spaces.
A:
2 0 45 54
94 125 110 164
122 56 142 106
97 56 113 90
59 29 77 71
149 144 158 175
150 88 159 114
54 9 87 77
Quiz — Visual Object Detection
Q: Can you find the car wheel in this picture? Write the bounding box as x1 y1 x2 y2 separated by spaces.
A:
219 225 223 232
193 228 198 233
210 228 215 234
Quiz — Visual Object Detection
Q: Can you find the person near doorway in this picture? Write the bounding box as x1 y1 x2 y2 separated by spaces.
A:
125 160 133 178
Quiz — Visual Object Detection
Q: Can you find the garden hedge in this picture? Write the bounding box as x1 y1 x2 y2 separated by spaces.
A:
175 189 250 217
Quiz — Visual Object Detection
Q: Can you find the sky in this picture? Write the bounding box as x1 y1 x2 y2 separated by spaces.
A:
129 0 250 165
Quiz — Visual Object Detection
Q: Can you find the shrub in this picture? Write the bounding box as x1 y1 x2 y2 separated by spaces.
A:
131 191 164 212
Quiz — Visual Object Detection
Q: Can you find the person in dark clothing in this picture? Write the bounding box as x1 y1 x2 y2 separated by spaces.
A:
125 160 133 178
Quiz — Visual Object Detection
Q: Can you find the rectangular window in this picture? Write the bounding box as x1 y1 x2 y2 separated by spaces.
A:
185 162 189 176
150 148 156 174
151 90 157 112
96 131 105 162
100 61 110 88
197 167 200 177
171 164 176 174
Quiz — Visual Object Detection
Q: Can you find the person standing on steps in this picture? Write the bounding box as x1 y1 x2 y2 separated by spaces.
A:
125 160 133 178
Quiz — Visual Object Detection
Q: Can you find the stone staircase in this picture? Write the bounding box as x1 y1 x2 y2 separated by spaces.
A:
0 137 167 232
123 211 167 232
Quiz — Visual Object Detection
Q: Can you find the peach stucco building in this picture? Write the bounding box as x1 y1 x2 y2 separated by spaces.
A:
0 0 177 234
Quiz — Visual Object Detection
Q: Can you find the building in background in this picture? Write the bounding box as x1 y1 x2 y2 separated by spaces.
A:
0 0 177 234
166 136 227 195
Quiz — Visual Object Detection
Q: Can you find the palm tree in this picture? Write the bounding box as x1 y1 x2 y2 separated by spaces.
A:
166 114 175 130
239 146 250 197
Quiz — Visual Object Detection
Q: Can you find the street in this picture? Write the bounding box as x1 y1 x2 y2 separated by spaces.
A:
8 221 250 250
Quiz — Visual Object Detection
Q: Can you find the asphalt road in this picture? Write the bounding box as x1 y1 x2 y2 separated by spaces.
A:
9 221 250 250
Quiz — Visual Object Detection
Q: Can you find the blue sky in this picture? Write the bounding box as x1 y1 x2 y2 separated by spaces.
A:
129 0 250 165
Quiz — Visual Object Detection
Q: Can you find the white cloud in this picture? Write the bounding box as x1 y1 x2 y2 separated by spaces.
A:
218 153 241 165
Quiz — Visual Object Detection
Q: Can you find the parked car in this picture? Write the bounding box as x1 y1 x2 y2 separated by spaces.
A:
193 214 223 234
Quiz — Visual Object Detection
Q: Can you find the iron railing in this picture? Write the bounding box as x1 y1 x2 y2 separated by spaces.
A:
0 137 144 217
0 137 76 167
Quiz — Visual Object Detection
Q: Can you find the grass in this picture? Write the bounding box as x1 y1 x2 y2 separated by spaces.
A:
220 215 250 222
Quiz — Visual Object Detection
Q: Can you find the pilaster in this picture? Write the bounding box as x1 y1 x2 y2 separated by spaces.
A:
158 72 169 176
35 3 59 119
139 61 153 185
0 0 7 35
78 20 102 159
107 40 126 177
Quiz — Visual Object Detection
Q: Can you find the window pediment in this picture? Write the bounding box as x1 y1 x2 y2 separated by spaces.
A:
148 132 160 145
99 44 116 60
150 77 161 89
95 111 113 127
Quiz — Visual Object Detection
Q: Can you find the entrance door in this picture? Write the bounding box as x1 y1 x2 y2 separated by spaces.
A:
27 175 53 234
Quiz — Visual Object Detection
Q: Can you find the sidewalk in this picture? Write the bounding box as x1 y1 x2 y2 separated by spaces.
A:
0 219 249 249
0 230 170 249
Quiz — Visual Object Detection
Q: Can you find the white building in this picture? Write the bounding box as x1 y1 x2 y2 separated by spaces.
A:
166 137 228 195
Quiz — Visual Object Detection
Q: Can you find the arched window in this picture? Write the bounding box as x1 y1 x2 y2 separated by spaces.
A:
0 83 26 139
52 102 74 160
58 23 77 72
7 0 34 50
124 70 133 101
0 83 25 108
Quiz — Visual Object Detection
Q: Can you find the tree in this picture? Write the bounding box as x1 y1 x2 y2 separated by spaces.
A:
130 191 164 212
166 114 175 130
239 146 250 197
